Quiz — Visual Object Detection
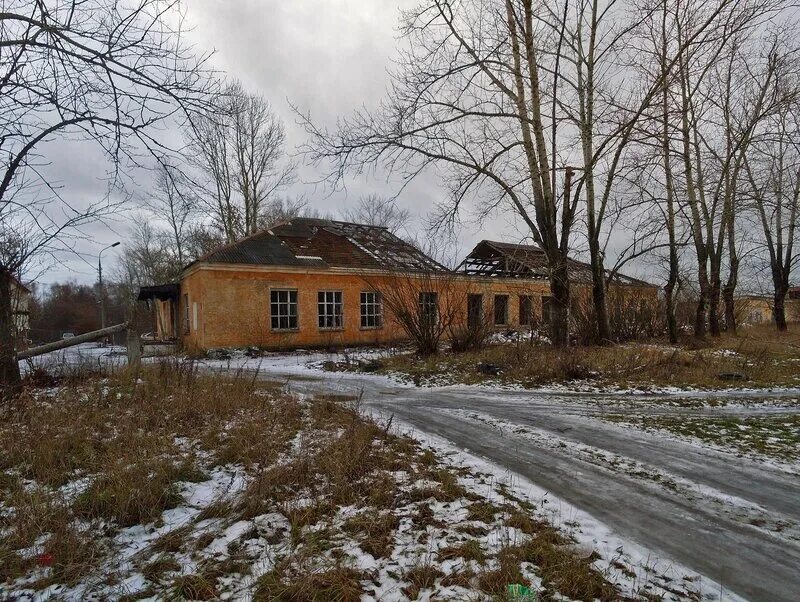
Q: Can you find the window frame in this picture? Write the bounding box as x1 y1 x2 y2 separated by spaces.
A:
519 295 534 326
360 291 383 330
542 295 554 325
419 291 439 326
270 288 299 331
494 294 509 326
317 290 344 330
467 293 483 330
182 293 190 335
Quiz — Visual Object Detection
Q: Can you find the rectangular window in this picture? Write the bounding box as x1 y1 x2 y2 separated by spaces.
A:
271 289 299 330
494 295 509 326
192 302 199 331
182 294 190 334
318 291 343 329
419 292 438 326
467 294 483 330
542 295 554 325
169 301 176 337
360 291 383 328
519 295 533 326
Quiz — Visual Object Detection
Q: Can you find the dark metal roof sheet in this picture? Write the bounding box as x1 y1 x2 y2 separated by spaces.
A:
199 229 327 268
194 218 448 273
138 283 180 301
7 272 31 293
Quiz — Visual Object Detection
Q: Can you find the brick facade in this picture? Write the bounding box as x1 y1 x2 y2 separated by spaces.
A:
141 218 660 352
150 264 662 352
160 264 561 352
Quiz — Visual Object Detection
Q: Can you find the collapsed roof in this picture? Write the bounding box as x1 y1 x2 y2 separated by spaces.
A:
459 241 654 287
194 218 448 273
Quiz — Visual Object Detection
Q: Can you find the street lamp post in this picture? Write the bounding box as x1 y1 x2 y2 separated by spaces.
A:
98 242 121 344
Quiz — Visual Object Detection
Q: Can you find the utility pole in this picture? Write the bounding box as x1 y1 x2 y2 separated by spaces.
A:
98 242 120 345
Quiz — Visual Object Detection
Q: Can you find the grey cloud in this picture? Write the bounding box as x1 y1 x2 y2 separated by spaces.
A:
37 0 573 285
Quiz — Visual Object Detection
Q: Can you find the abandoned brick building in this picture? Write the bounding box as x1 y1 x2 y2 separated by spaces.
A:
138 218 657 351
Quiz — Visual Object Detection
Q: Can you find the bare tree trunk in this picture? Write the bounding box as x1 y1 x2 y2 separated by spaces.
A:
0 271 21 397
723 249 739 334
665 264 679 343
576 0 610 346
550 261 571 346
662 120 680 343
695 277 709 338
588 240 610 343
774 283 788 332
708 261 722 336
658 0 680 344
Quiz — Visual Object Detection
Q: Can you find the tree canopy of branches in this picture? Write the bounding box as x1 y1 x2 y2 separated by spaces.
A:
745 99 800 330
188 81 295 242
302 0 798 345
302 0 582 345
0 0 217 394
342 194 412 234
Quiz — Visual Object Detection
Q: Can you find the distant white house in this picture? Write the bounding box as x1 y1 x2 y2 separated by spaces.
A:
10 276 31 350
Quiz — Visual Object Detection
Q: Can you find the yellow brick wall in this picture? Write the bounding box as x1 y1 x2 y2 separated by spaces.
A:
171 265 560 351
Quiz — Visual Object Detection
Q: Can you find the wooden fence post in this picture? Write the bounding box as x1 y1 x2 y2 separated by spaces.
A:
126 324 142 372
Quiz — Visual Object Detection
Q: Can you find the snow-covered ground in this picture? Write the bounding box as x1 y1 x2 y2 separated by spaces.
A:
199 349 799 601
15 344 800 600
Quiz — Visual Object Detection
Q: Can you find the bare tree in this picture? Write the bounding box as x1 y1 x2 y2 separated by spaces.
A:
0 0 216 393
144 164 196 265
188 81 295 241
184 224 228 260
364 271 463 355
745 100 800 330
671 0 789 337
554 0 789 342
187 110 238 242
229 82 296 236
544 0 653 344
301 0 578 345
256 197 310 230
116 221 182 301
342 194 412 233
720 31 799 332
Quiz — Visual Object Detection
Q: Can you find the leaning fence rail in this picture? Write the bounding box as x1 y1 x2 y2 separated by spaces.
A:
15 323 131 361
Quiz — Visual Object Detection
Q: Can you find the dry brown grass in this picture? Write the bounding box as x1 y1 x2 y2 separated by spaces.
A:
254 558 365 602
437 539 486 563
466 501 501 523
0 359 301 590
342 510 400 559
73 459 185 527
402 561 445 600
1 358 632 601
141 555 180 583
171 573 217 600
149 525 192 555
239 397 415 524
379 323 800 389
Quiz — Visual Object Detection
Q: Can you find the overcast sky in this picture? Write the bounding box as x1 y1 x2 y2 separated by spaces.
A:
36 0 535 287
25 0 672 292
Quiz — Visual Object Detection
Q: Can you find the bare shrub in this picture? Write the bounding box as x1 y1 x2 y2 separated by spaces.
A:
363 271 461 356
571 287 663 344
448 306 494 353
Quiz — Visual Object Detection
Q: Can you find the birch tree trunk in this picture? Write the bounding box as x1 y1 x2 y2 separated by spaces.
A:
0 271 21 397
